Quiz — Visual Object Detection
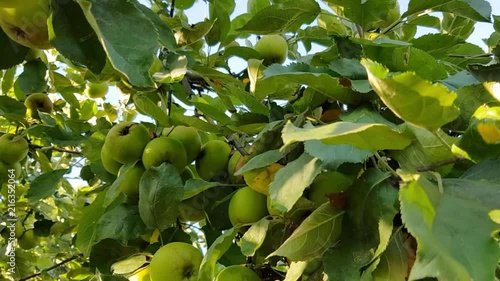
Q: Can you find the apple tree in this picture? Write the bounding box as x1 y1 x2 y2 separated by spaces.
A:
1 0 500 280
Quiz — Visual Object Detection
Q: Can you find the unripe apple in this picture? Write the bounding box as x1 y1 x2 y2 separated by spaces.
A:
215 265 260 281
142 137 188 171
149 242 203 281
195 140 232 181
308 171 353 205
118 162 146 200
163 126 202 164
24 93 53 119
0 0 51 49
85 82 108 99
254 34 288 66
18 229 37 250
0 161 22 182
227 151 247 184
105 122 151 164
228 186 268 226
0 134 29 164
101 143 123 175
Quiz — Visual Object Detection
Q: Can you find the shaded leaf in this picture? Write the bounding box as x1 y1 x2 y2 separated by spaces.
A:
26 169 69 204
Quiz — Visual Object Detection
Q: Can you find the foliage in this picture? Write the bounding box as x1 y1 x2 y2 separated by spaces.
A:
1 0 500 280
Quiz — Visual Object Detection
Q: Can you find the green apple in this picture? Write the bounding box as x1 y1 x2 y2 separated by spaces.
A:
308 171 353 205
0 134 29 164
0 0 51 49
254 34 288 66
227 151 247 184
101 143 123 175
215 265 260 281
228 186 268 226
149 242 203 281
0 161 22 182
163 126 202 164
105 122 151 164
25 48 44 61
118 162 146 200
18 229 37 250
195 140 232 181
142 137 188 171
129 267 151 281
85 82 108 99
24 93 53 119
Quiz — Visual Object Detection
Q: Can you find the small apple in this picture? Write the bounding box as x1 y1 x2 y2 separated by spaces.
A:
163 126 202 164
308 171 353 205
0 161 22 182
228 186 268 226
0 0 51 49
129 267 151 281
24 93 53 119
101 143 123 175
142 137 188 171
227 151 247 184
0 134 29 164
118 162 146 200
243 163 284 194
254 34 288 66
85 82 108 99
149 242 203 281
215 265 260 281
18 229 37 250
195 140 232 181
105 122 151 164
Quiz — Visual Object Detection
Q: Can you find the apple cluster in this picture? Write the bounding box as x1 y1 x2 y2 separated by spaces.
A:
24 93 53 120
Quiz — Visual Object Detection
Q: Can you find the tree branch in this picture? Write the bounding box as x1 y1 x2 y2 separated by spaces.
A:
19 255 82 281
226 135 249 156
170 0 175 17
30 144 82 155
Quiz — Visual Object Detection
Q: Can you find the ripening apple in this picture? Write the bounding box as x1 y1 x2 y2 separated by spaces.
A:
142 137 188 171
118 162 146 200
104 122 151 164
228 186 269 226
101 143 123 175
243 163 283 194
149 242 203 281
85 82 109 99
254 34 288 66
195 140 232 181
0 0 51 49
163 126 202 164
24 93 53 119
0 134 29 164
215 265 260 281
308 171 353 205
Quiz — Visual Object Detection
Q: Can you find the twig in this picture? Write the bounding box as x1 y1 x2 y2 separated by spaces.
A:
170 0 175 17
19 255 82 281
30 144 82 155
416 156 465 172
448 53 492 59
226 135 249 155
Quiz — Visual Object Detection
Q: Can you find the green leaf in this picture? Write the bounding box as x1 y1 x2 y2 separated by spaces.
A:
0 29 29 70
468 63 500 82
410 34 465 58
16 60 48 94
138 163 183 230
133 94 171 127
323 0 399 31
0 96 26 121
104 163 133 207
205 1 231 45
235 149 285 175
282 121 411 151
135 3 176 50
96 204 146 244
460 159 500 182
269 203 344 261
324 169 397 280
2 67 16 94
442 13 475 39
48 0 106 74
449 84 499 130
405 0 491 22
176 20 214 46
238 0 320 34
240 218 270 256
183 179 219 200
269 153 322 213
197 228 238 281
399 174 500 281
439 71 481 91
362 59 460 131
26 169 69 204
77 0 158 88
257 63 363 104
305 141 372 169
